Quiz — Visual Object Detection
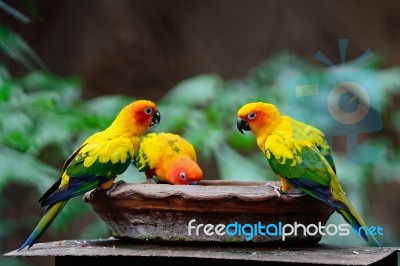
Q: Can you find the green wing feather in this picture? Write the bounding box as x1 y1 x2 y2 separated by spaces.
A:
290 118 336 173
66 152 131 178
41 136 133 207
267 143 346 210
265 120 380 245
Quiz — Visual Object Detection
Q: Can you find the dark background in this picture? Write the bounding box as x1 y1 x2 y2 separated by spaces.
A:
4 0 400 99
1 1 399 265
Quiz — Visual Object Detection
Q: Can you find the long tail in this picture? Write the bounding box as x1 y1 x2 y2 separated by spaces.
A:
18 200 68 251
328 183 381 246
337 205 381 246
297 183 381 246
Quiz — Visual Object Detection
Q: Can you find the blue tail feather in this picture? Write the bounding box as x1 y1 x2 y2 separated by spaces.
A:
18 201 68 251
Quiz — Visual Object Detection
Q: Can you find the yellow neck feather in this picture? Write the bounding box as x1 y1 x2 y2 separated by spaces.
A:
106 108 147 137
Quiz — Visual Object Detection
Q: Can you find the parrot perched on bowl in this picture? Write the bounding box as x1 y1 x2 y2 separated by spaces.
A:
134 132 203 185
236 101 380 246
18 100 160 250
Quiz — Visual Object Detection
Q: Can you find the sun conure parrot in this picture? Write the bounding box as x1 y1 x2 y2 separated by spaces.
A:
18 100 161 251
134 132 203 185
236 102 380 246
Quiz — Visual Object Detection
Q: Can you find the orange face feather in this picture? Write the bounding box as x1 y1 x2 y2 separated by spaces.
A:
166 157 203 185
109 100 161 136
131 100 160 127
237 102 282 138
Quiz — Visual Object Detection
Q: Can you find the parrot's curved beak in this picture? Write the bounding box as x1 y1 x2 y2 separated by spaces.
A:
150 109 161 126
237 118 250 134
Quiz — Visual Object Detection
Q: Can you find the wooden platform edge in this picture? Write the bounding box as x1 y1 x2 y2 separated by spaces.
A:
3 239 399 265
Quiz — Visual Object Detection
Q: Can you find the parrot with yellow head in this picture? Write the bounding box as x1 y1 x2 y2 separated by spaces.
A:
18 100 160 250
237 101 380 246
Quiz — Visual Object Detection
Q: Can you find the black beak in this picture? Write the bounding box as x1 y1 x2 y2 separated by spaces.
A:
150 109 161 126
237 118 250 134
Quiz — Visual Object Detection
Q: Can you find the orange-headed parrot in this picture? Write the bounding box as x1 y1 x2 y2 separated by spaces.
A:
237 101 380 246
134 132 202 185
18 100 160 250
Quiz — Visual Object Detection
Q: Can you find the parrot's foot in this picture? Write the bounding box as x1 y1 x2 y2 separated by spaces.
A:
106 180 126 196
89 187 100 199
285 188 304 197
268 183 283 198
267 183 304 198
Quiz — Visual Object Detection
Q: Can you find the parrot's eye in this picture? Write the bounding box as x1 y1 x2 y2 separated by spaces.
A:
144 107 153 115
180 172 187 181
248 112 256 120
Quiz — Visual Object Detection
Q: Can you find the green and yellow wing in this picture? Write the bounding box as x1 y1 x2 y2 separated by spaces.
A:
40 135 134 207
290 118 336 173
265 131 347 210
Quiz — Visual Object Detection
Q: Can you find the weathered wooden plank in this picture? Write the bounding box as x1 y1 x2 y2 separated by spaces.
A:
5 239 399 266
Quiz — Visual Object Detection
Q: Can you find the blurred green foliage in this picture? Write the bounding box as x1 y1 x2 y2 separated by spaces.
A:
0 66 135 193
0 24 45 70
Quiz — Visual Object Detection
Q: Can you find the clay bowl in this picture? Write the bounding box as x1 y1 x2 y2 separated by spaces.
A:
84 180 334 246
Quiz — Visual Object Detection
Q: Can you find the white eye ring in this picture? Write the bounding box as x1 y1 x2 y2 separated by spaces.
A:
144 107 153 115
180 172 187 181
248 112 256 120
